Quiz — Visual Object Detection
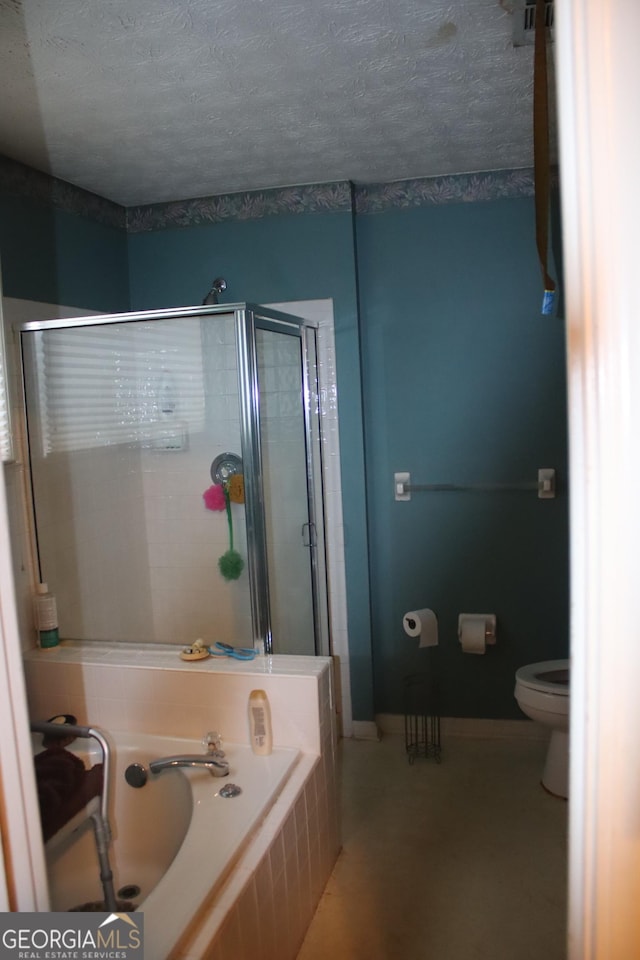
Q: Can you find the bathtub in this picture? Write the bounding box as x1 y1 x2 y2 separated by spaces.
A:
43 731 300 959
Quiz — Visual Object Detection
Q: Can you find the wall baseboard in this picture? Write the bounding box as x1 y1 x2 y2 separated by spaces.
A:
351 720 382 741
375 714 548 741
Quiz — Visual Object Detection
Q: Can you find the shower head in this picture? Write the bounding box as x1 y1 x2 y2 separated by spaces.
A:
202 277 227 305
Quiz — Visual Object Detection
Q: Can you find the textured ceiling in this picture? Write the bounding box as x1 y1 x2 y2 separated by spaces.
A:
0 0 546 207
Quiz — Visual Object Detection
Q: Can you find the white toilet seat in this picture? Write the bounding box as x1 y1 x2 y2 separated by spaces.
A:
515 659 569 696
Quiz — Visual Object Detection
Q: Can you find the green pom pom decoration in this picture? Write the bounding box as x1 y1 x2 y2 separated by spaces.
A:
218 549 244 581
213 483 245 581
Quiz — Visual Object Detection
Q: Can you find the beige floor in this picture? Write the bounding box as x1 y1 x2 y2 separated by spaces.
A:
297 733 567 960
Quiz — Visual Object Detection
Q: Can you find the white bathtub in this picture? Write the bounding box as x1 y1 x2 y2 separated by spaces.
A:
44 731 300 959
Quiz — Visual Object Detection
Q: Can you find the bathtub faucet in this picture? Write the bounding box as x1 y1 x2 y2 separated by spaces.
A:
149 755 229 778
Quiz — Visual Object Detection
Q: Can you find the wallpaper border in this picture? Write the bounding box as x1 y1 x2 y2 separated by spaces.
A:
0 155 125 230
354 168 535 214
126 181 353 232
1 155 540 233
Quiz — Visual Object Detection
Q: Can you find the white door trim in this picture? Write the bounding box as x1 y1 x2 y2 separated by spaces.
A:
557 2 640 957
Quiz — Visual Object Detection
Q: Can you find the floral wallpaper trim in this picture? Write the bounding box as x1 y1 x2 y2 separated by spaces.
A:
1 157 551 233
126 181 353 232
126 169 542 230
354 168 537 214
0 155 125 229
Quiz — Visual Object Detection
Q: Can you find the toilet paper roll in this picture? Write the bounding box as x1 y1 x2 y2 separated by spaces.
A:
459 616 486 654
403 608 438 648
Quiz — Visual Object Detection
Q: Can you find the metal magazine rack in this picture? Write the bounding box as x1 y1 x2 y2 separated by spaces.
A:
404 666 441 764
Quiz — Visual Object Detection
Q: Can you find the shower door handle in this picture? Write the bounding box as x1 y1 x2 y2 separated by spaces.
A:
301 522 317 547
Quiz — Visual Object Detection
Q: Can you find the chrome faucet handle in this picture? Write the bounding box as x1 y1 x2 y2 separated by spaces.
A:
202 731 225 757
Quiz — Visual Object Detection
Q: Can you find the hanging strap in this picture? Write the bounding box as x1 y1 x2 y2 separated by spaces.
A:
224 485 234 552
533 0 556 315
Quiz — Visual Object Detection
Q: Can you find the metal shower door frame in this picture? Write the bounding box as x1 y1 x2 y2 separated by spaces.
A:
19 301 329 657
237 305 329 657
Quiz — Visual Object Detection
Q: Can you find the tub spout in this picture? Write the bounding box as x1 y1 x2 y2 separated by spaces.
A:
149 755 229 778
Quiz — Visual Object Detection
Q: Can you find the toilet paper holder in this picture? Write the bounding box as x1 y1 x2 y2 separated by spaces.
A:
458 614 497 646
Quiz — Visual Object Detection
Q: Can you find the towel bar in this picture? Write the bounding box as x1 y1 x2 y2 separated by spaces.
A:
394 468 555 500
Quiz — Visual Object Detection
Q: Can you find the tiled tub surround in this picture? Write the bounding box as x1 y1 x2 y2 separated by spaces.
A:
24 644 340 960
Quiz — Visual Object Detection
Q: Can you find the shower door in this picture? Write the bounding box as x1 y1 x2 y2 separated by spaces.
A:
251 315 329 656
256 319 328 655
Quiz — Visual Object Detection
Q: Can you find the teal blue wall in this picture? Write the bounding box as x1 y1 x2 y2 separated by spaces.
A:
1 163 569 721
0 193 129 311
127 212 375 720
356 198 568 717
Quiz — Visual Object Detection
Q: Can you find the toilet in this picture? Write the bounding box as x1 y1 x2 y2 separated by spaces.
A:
514 659 570 799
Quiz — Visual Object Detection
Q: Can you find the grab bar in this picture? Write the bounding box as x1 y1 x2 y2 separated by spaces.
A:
404 481 537 492
394 468 556 501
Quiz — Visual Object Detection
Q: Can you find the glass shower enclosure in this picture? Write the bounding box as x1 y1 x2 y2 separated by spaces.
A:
20 303 329 657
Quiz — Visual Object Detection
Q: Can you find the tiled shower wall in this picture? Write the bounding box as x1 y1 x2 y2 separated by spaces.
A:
23 310 253 647
140 313 252 647
35 443 153 641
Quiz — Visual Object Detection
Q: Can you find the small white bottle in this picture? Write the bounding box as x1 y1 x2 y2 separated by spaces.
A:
248 689 273 756
34 582 59 649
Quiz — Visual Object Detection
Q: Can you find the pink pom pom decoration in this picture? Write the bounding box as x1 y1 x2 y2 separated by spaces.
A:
203 483 226 511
